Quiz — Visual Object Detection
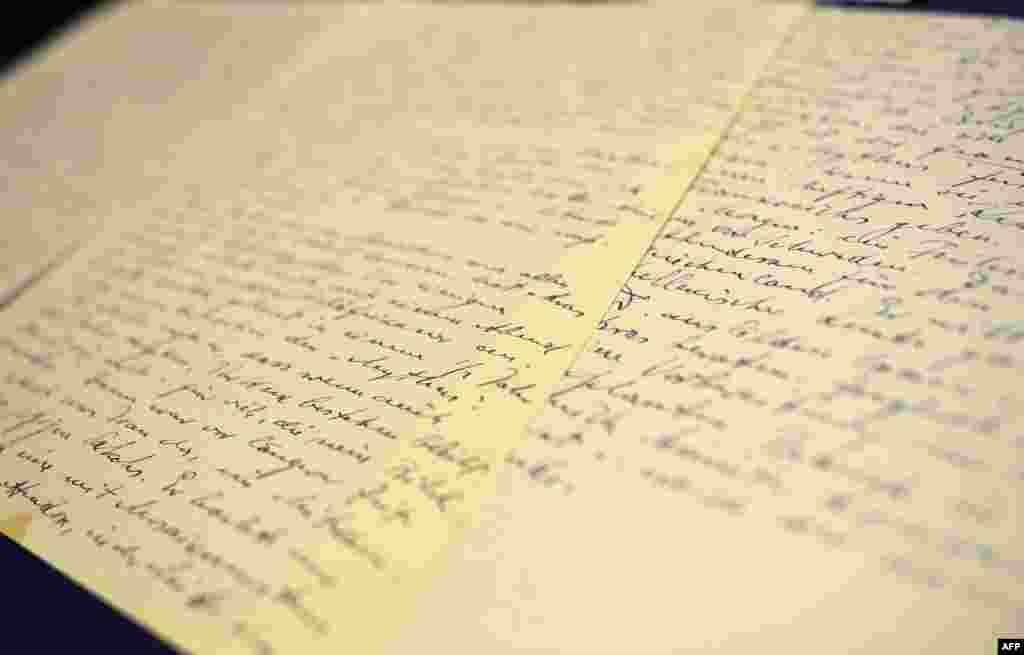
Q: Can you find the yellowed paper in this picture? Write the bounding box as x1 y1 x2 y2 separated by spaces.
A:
390 8 1024 655
0 1 803 653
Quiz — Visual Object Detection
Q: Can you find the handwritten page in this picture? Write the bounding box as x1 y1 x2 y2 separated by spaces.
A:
0 2 803 653
0 1 325 298
387 8 1024 655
